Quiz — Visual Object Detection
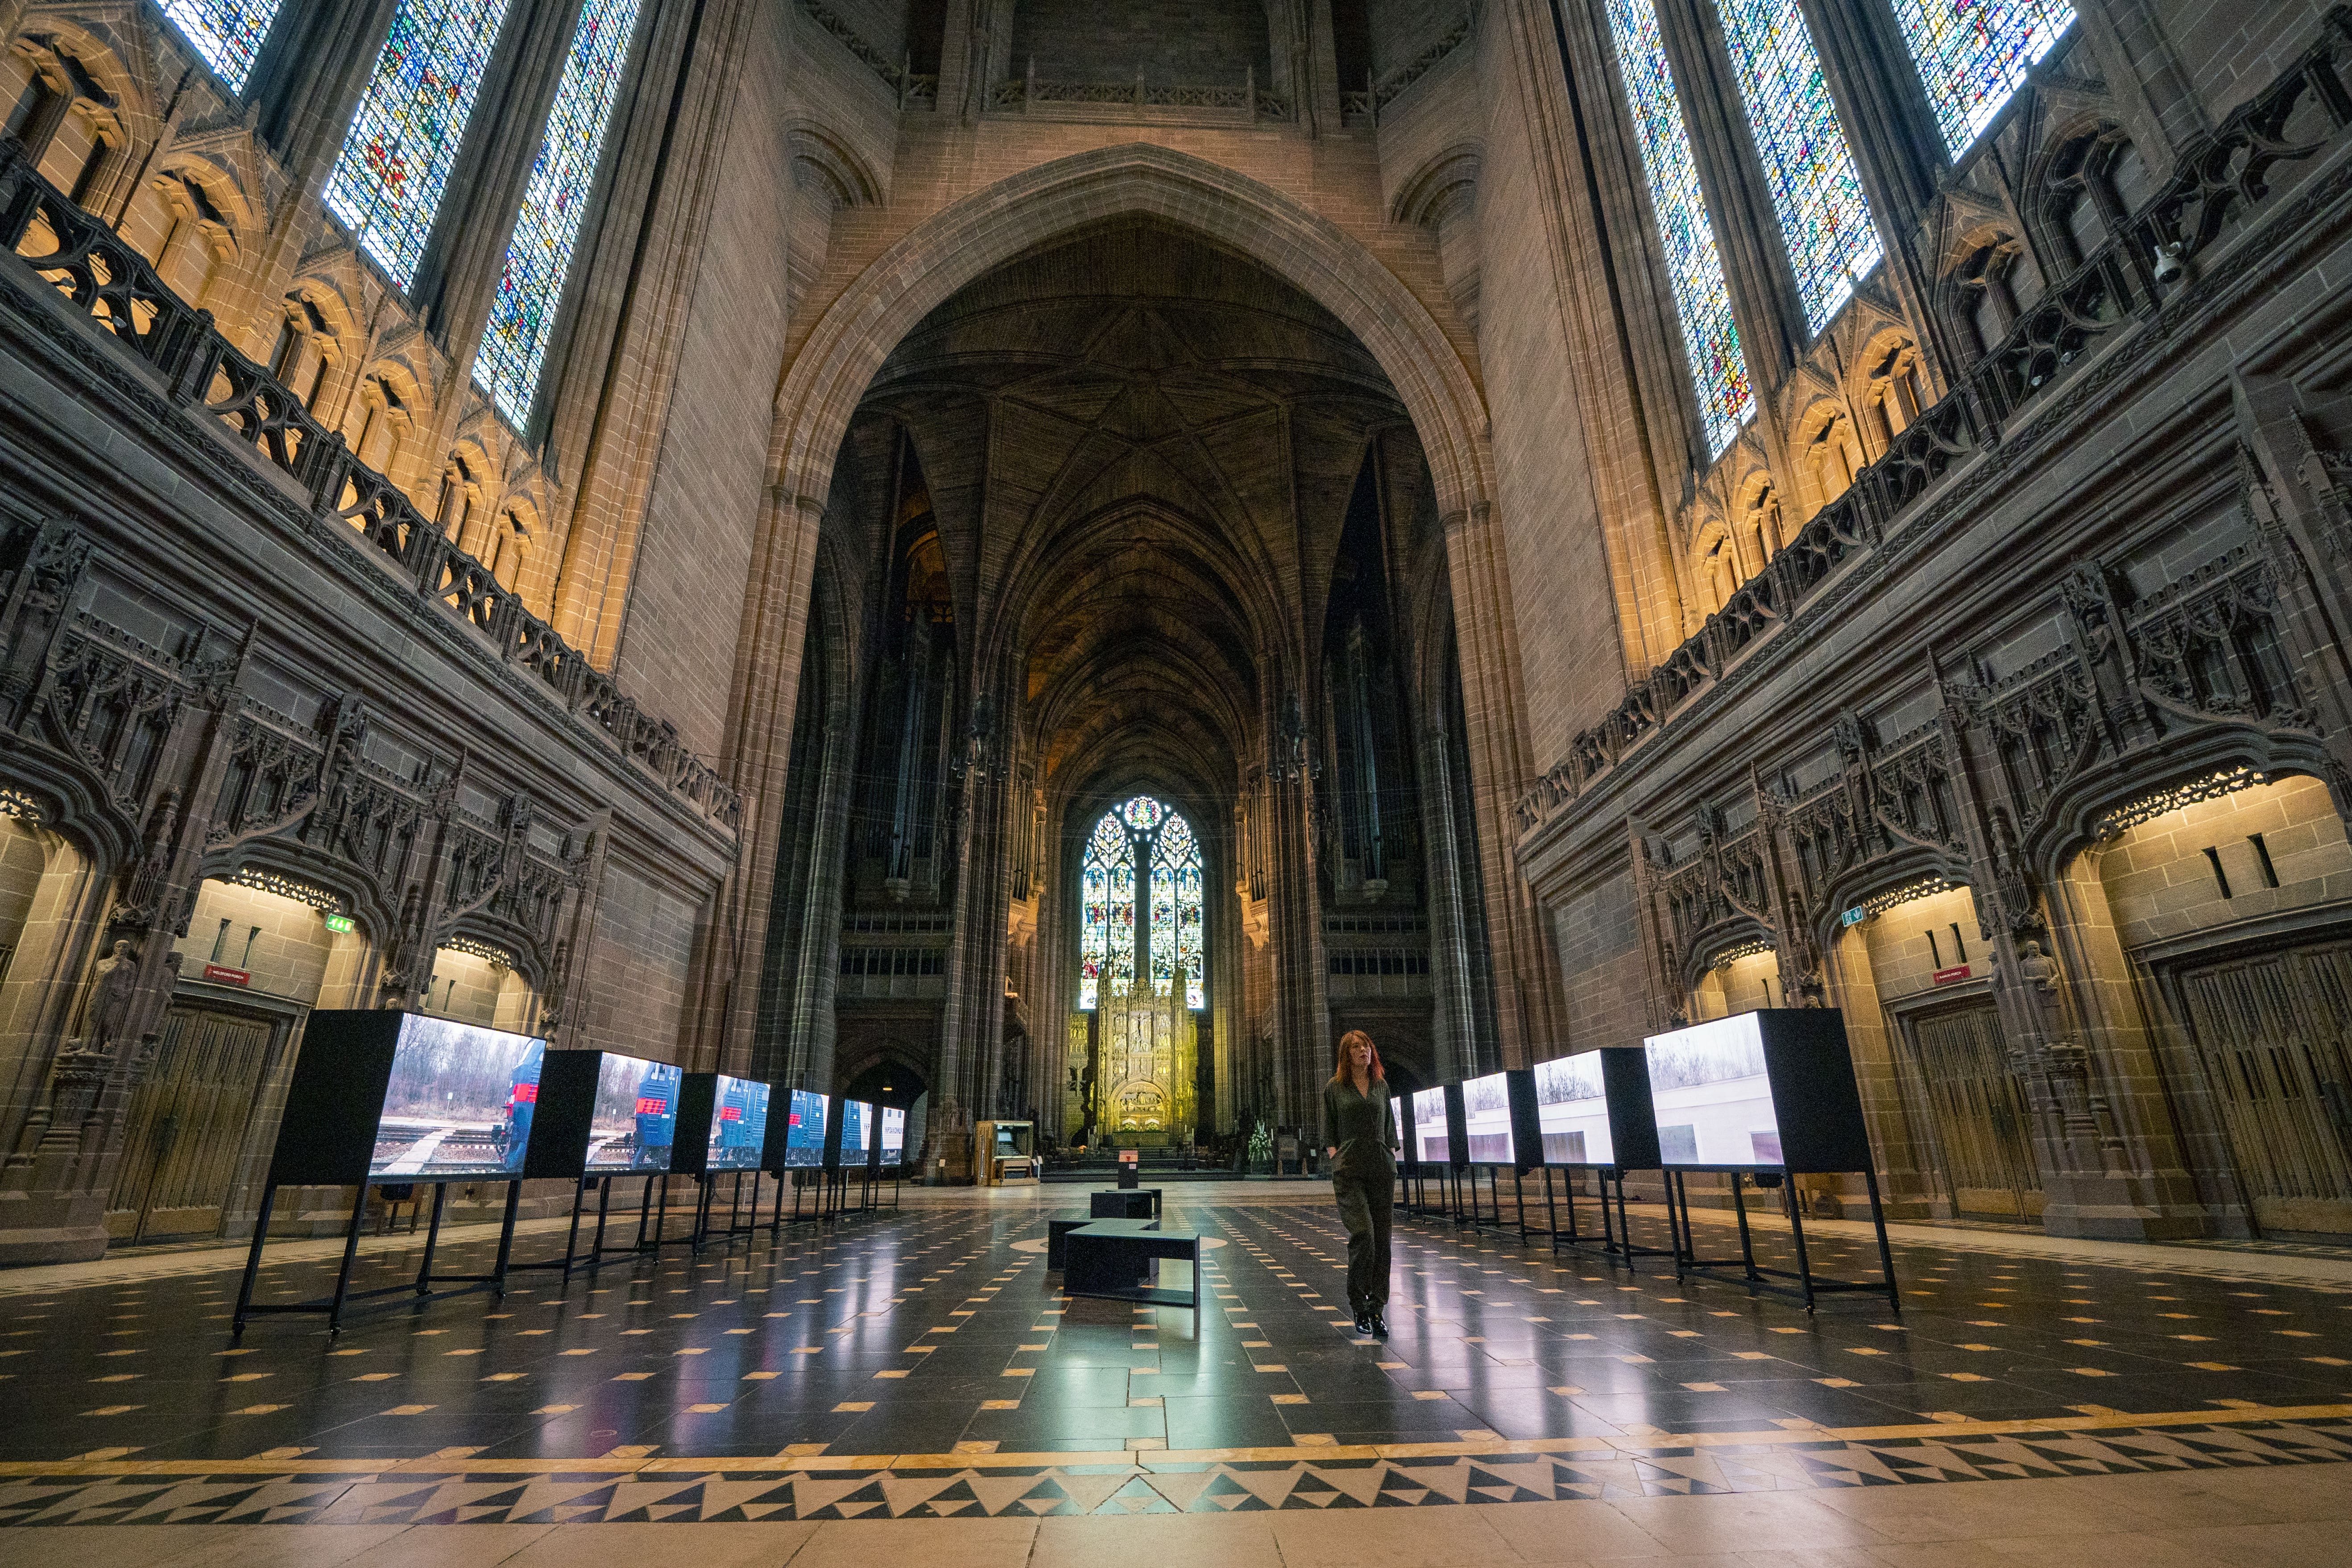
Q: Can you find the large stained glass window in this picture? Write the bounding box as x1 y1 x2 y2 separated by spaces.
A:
324 0 514 290
156 0 286 92
1151 813 1205 1009
1080 795 1203 1012
1079 811 1134 1011
1892 0 2075 156
1603 0 1754 457
473 0 644 426
1717 0 1883 334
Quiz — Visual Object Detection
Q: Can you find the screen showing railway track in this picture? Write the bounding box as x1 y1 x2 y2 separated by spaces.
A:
369 1017 547 1179
1534 1052 1614 1166
584 1055 681 1172
706 1075 770 1171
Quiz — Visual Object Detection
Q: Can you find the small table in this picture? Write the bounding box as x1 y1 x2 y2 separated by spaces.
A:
1061 1218 1201 1334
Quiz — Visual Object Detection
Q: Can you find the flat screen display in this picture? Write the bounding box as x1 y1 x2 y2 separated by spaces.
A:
1461 1071 1515 1164
1390 1096 1407 1154
584 1054 681 1171
784 1089 829 1168
1643 1013 1780 1166
1534 1052 1613 1165
1409 1085 1450 1164
706 1075 770 1171
839 1099 873 1166
880 1106 906 1165
369 1016 546 1179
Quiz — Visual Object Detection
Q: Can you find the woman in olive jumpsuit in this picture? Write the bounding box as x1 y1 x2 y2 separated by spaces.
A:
1323 1029 1397 1336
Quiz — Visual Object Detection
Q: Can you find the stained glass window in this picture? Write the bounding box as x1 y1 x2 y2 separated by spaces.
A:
155 0 286 92
324 0 515 290
472 0 644 426
1151 812 1205 1010
1081 796 1202 1012
1717 0 1883 334
1603 0 1754 457
1891 0 2075 156
1079 810 1134 1011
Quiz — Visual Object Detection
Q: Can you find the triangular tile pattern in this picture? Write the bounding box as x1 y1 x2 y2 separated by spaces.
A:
0 1422 2346 1525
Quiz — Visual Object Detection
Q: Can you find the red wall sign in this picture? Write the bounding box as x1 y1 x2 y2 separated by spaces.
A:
1932 964 1972 986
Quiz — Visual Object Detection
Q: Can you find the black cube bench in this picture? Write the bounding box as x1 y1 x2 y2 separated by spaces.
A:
1090 1188 1160 1219
1061 1218 1200 1335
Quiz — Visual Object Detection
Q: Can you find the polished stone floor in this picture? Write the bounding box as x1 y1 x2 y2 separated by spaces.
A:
0 1179 2346 1546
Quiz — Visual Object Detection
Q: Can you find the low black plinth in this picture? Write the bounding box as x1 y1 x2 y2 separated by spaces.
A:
1061 1217 1200 1334
1089 1188 1159 1220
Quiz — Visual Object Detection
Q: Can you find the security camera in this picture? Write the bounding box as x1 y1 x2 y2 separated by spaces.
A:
2152 241 2186 286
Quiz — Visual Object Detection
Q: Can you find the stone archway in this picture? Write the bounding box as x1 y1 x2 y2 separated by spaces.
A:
698 140 1556 1099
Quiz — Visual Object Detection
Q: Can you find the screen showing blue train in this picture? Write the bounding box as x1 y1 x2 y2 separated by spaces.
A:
706 1075 770 1171
784 1089 829 1168
838 1099 872 1166
369 1017 546 1180
586 1054 682 1171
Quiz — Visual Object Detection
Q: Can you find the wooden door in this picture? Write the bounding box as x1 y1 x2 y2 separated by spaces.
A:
105 1002 280 1242
1900 1001 2045 1218
2173 939 2352 1236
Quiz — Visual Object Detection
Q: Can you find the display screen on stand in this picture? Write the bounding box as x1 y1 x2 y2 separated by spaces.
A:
880 1106 906 1166
784 1090 830 1168
368 1017 547 1180
1460 1072 1515 1164
1409 1085 1450 1164
839 1099 873 1166
1534 1052 1614 1165
585 1055 681 1172
1641 1013 1781 1165
1390 1097 1407 1154
706 1075 770 1171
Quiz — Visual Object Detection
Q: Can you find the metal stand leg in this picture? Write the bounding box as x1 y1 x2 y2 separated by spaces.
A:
415 1182 449 1295
491 1179 522 1292
1865 1169 1901 1311
232 1183 277 1336
327 1191 366 1333
1786 1186 1818 1312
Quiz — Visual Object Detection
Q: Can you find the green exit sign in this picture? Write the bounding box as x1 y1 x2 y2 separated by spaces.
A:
323 913 355 934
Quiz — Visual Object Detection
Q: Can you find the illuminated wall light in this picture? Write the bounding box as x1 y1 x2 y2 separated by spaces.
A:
2095 768 2269 841
227 866 342 911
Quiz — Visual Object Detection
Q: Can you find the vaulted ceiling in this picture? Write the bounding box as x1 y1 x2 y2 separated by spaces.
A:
848 217 1410 816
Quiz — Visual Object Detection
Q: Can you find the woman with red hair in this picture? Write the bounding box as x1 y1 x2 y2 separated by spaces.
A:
1322 1029 1397 1336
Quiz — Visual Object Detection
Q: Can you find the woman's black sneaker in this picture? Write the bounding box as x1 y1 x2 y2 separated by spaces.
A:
1369 1309 1389 1336
1354 1311 1373 1336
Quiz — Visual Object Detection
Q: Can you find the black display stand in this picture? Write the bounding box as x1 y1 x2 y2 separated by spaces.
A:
232 1177 524 1335
1662 1166 1901 1310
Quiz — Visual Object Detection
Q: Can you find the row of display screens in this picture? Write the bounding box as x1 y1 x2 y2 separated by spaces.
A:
366 1016 905 1182
1391 1010 1862 1172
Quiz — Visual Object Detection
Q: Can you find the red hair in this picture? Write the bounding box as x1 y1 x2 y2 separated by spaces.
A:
1330 1029 1386 1084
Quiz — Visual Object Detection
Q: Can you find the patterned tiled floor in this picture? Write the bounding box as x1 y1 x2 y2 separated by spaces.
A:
1 1180 2348 1527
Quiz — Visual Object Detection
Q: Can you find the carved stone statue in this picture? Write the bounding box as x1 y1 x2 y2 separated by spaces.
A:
2013 938 2063 1032
83 939 139 1055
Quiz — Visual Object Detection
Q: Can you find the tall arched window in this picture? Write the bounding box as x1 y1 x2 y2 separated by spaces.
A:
325 0 515 288
1891 0 2075 157
1715 0 1882 334
473 0 646 425
157 0 286 92
1079 795 1203 1012
1601 0 1754 458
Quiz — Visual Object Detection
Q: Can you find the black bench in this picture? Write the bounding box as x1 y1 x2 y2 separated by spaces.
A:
1061 1218 1201 1334
1090 1188 1160 1219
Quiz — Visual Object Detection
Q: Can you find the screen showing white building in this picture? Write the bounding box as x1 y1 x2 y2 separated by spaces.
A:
1641 1012 1781 1166
1410 1085 1450 1163
1534 1052 1613 1165
1461 1071 1515 1164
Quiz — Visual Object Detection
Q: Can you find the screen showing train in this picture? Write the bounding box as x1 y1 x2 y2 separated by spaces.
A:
369 1017 547 1180
783 1089 829 1168
838 1099 873 1166
1642 1013 1780 1166
1461 1071 1515 1164
880 1107 906 1166
706 1075 770 1171
1534 1052 1613 1165
1409 1085 1450 1164
585 1054 681 1172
